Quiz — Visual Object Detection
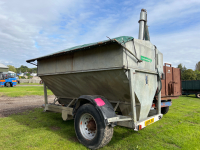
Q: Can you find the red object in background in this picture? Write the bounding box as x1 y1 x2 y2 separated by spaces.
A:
160 63 182 100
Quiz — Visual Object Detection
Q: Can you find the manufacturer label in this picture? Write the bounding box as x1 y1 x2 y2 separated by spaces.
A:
141 55 152 62
0 80 5 82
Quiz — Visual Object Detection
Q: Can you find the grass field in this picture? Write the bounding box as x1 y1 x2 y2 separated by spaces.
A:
0 86 53 97
0 95 200 149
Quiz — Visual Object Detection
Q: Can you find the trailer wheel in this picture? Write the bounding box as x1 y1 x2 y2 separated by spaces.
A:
6 82 10 87
196 94 200 98
161 106 169 115
74 103 113 149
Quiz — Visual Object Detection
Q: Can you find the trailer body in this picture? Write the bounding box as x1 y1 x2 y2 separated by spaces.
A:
28 36 163 123
182 80 200 98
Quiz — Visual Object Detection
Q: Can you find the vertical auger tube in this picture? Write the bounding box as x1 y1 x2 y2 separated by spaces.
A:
138 9 147 40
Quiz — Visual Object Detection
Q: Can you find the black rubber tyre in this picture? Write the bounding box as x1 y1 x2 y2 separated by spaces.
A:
195 93 200 98
6 82 10 87
74 103 113 149
161 106 169 115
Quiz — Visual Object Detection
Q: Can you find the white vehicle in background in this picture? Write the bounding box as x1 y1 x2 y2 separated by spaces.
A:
19 73 24 77
30 73 37 76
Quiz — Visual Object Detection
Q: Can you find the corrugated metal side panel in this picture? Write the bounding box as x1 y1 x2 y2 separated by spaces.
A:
165 66 173 95
173 67 181 96
188 81 193 90
193 80 200 90
41 69 130 102
182 81 187 90
182 80 200 91
38 43 123 75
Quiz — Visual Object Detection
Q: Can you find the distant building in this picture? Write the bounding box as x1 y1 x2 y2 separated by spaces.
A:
0 63 8 72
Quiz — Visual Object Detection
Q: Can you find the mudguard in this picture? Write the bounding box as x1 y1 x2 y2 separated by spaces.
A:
73 95 117 127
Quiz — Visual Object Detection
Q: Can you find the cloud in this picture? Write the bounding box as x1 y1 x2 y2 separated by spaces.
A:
0 0 199 70
153 24 200 69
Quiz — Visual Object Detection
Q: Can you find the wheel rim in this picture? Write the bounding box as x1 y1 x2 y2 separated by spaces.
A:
79 113 97 140
197 94 200 98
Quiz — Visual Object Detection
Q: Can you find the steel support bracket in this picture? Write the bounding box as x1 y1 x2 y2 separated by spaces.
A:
107 115 132 123
128 69 137 130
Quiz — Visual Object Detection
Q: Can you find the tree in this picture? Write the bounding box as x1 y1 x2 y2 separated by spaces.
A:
177 63 183 70
16 65 29 73
31 68 37 73
16 65 37 73
195 70 200 80
195 61 200 71
7 65 16 73
177 63 187 79
182 69 196 80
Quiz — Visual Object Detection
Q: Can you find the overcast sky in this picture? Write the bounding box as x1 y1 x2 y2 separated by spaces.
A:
0 0 200 69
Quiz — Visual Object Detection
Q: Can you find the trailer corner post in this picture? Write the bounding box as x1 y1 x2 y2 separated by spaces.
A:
128 69 137 130
43 82 48 106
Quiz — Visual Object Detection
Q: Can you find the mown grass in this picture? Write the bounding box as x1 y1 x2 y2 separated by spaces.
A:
0 86 53 97
0 95 200 150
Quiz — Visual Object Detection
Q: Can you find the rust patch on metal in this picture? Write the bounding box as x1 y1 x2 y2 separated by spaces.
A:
87 119 96 132
97 42 103 44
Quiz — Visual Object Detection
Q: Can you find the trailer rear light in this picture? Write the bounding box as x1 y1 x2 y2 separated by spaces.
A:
138 125 142 130
152 103 156 108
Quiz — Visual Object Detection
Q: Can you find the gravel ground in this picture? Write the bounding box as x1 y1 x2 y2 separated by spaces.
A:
0 95 55 118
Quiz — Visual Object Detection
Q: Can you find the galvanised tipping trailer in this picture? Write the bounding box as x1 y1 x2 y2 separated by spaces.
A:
27 9 165 149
